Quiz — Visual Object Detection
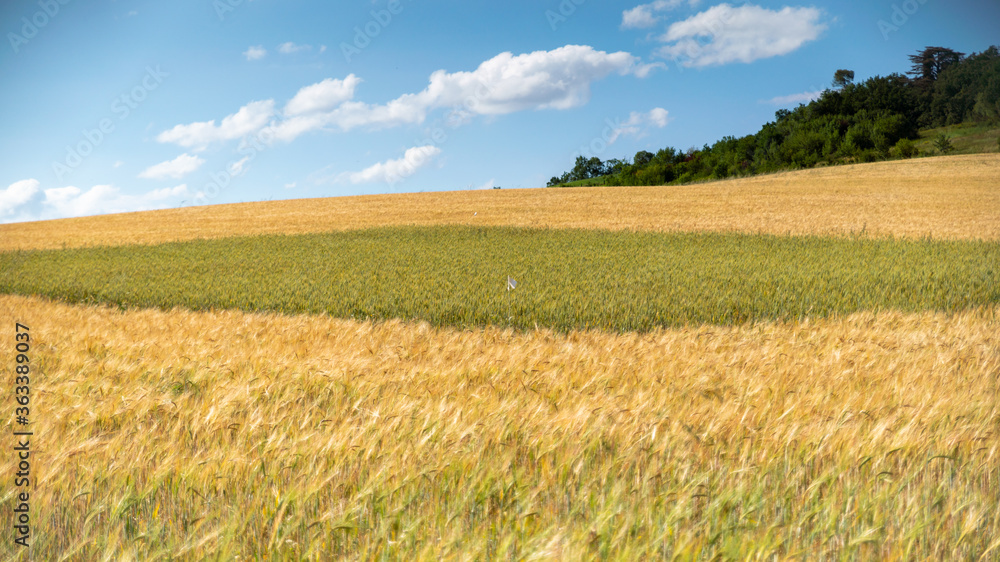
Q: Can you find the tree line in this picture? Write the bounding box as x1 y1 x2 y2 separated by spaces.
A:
548 46 1000 187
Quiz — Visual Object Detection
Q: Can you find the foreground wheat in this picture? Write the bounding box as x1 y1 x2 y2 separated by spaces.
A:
1 295 997 560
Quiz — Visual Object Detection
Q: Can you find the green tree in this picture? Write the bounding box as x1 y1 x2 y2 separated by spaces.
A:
908 46 965 86
832 69 855 89
891 138 918 159
633 151 654 167
933 133 954 154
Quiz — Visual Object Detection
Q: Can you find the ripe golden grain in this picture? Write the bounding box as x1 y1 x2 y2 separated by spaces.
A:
3 294 997 559
1 153 997 251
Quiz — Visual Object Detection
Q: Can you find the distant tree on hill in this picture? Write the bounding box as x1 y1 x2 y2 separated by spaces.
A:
633 151 654 167
908 47 964 86
832 69 855 89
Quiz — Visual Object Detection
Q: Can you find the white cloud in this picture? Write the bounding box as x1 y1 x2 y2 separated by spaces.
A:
472 178 496 190
656 4 826 67
1 181 191 223
284 75 362 116
414 45 652 115
243 45 267 61
609 108 670 143
631 61 668 78
283 182 297 189
157 100 276 148
160 45 660 147
295 45 658 137
344 145 442 185
113 160 124 168
278 42 310 54
138 153 205 180
766 90 824 106
647 107 670 127
41 184 189 219
622 0 698 29
0 179 40 217
145 184 190 201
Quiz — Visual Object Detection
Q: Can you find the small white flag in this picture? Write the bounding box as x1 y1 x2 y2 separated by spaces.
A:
507 276 517 291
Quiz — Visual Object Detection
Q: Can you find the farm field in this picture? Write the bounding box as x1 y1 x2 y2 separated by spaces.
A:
0 153 998 252
4 3 997 558
0 226 997 332
1 154 998 559
1 294 998 560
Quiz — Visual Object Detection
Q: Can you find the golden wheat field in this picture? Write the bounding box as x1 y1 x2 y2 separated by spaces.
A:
1 294 998 560
0 153 997 252
1 154 999 560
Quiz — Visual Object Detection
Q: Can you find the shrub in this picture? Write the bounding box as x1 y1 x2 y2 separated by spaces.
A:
891 138 919 159
857 149 880 163
872 114 908 154
933 133 955 154
844 124 874 152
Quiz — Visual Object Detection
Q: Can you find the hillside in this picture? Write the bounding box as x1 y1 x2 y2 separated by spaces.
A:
1 154 997 252
548 46 1000 188
2 152 998 559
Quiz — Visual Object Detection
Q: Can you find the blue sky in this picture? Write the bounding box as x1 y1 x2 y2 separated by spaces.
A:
1 0 996 223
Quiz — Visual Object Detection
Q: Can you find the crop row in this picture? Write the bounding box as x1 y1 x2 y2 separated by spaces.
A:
0 226 996 331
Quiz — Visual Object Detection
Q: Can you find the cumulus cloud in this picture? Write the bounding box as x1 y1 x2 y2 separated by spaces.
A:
414 45 651 114
656 4 826 67
344 146 441 185
622 0 699 29
278 42 310 54
0 179 40 217
243 45 267 61
284 75 362 116
609 108 670 143
1 180 191 223
766 90 825 106
288 45 659 139
156 100 276 149
138 153 205 179
41 184 189 219
159 45 660 147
